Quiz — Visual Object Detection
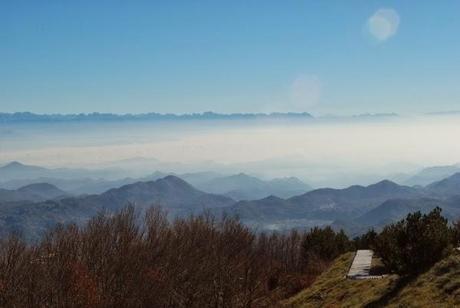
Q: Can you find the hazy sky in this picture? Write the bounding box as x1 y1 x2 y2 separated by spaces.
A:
1 1 460 115
2 116 460 187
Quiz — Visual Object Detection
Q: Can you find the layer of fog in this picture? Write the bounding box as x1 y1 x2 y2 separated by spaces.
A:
1 115 460 188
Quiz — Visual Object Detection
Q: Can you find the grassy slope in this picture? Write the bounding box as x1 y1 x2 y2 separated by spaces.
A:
386 252 460 307
283 251 460 307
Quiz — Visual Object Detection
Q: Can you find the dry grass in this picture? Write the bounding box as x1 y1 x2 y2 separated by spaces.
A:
385 251 460 307
282 252 397 307
283 250 460 308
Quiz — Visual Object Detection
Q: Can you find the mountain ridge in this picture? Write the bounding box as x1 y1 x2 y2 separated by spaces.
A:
426 172 460 196
0 183 68 203
0 112 313 123
212 179 423 231
0 163 311 200
194 172 311 200
0 175 235 241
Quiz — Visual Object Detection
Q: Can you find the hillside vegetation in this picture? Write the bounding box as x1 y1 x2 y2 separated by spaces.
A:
0 206 352 307
284 251 460 307
283 253 398 307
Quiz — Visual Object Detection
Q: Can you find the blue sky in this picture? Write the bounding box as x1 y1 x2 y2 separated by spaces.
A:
1 1 460 115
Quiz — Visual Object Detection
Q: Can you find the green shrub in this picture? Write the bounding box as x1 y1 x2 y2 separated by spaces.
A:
374 207 451 275
301 226 352 267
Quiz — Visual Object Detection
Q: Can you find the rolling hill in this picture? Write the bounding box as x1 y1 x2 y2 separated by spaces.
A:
426 172 460 196
0 183 68 202
338 197 459 235
404 164 460 186
0 164 311 201
194 173 311 200
0 175 234 241
215 180 423 230
0 161 122 181
4 169 460 241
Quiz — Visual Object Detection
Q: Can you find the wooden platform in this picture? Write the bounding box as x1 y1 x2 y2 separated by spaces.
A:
346 249 375 279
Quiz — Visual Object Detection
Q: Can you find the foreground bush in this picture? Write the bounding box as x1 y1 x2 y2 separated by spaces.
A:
374 207 451 275
0 207 351 307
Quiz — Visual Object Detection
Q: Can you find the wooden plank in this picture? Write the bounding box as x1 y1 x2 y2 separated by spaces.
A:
347 249 373 279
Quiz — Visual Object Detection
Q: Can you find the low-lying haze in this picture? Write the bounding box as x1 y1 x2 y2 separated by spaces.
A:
1 114 459 188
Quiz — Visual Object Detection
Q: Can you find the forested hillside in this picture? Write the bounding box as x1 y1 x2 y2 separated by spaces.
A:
0 207 352 307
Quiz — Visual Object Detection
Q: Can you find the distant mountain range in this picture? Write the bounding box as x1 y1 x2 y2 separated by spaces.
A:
2 160 460 241
213 180 423 229
0 162 311 200
193 173 311 200
333 195 460 236
0 112 313 123
401 164 460 186
423 171 460 195
356 197 460 227
0 161 123 181
0 176 234 241
329 172 460 235
0 112 407 123
0 183 69 203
